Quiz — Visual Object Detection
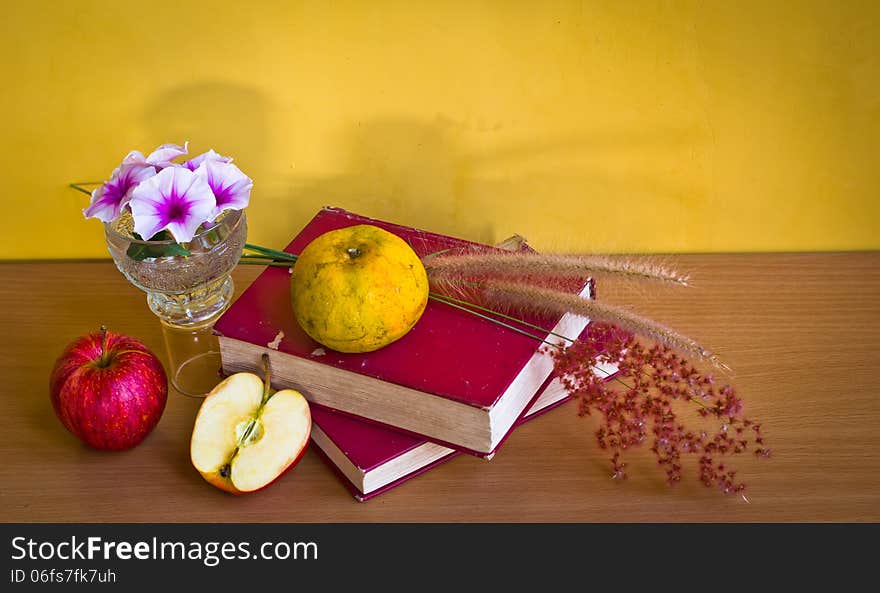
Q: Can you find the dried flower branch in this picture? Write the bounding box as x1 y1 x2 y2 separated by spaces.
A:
424 251 689 286
552 323 769 495
475 279 723 367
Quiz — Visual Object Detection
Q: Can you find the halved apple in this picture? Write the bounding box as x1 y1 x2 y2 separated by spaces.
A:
190 354 311 494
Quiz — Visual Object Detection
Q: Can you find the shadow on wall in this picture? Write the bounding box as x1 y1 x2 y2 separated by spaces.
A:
143 81 271 184
143 85 707 251
279 119 495 244
280 117 708 251
143 86 492 243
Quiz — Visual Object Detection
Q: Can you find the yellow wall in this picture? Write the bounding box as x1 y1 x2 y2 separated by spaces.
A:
2 1 877 259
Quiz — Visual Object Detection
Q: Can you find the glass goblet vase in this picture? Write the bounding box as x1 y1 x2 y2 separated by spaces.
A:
105 209 247 397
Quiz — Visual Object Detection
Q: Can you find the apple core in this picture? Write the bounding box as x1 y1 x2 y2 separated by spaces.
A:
235 417 264 447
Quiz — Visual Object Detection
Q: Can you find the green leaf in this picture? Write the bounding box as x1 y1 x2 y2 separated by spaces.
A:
162 242 192 257
126 231 191 261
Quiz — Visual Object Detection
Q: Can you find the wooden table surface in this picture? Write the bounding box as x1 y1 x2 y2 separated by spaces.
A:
1 253 878 522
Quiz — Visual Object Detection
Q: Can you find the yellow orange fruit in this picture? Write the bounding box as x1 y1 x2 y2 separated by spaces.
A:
291 224 429 353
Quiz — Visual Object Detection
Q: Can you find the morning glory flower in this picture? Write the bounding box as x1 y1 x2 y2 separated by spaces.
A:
195 159 253 218
129 166 216 243
82 163 157 222
183 149 233 171
123 141 189 169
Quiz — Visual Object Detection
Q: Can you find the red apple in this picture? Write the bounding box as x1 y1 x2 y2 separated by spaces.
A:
190 354 311 494
49 326 167 450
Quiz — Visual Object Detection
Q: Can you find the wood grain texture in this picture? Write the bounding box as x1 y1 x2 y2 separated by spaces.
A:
1 253 877 522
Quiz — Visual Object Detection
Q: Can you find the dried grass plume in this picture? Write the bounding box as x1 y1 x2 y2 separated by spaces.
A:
478 280 723 367
424 251 689 287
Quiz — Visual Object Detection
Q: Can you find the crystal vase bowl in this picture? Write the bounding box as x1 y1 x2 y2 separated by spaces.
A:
105 209 247 396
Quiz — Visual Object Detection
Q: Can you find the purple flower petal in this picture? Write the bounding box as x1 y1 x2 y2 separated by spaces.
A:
195 160 253 217
83 164 157 222
183 149 233 171
129 167 216 243
122 150 147 166
145 142 189 168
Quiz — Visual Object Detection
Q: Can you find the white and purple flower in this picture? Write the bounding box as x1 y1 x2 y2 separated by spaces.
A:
82 163 157 223
183 149 232 171
84 142 253 246
123 142 190 169
195 160 253 218
129 167 217 243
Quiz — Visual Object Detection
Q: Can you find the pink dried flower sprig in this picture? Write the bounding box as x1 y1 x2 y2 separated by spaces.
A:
551 322 770 495
83 142 253 246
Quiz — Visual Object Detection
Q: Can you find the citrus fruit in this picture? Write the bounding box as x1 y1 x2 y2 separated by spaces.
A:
291 224 429 353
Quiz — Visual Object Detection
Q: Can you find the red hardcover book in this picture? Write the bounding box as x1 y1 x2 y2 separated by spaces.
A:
214 207 594 455
311 357 619 501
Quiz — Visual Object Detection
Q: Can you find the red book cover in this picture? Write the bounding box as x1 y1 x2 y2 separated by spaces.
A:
214 207 593 454
311 355 620 501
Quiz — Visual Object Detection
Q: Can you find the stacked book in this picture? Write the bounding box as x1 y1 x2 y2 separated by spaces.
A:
214 208 616 500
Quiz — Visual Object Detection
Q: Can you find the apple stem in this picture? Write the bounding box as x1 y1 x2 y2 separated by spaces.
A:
98 325 110 368
261 353 273 404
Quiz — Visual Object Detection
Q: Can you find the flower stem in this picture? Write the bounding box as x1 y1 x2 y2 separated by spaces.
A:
239 254 294 262
429 292 630 389
430 291 576 345
243 243 298 261
427 293 557 346
68 182 100 196
237 259 295 267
